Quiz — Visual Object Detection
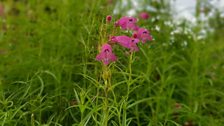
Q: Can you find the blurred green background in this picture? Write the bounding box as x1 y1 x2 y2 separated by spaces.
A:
0 0 224 125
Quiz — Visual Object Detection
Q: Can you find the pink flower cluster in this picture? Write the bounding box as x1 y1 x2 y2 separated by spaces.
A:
96 14 153 65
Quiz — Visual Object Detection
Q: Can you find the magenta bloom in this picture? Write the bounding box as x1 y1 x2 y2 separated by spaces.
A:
133 28 152 43
115 16 139 31
96 44 117 65
139 12 150 20
111 36 140 52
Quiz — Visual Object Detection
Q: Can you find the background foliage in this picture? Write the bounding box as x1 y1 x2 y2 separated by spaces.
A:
0 0 224 125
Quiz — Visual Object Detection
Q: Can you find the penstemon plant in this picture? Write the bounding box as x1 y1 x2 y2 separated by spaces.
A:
96 13 152 125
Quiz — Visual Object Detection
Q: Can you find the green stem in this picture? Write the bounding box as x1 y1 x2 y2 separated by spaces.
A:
127 52 133 98
122 53 133 125
102 66 111 126
103 80 109 126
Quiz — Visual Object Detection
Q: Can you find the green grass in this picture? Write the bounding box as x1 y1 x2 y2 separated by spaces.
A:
0 0 224 126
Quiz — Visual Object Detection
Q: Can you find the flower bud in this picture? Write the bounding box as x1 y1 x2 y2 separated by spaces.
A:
106 15 112 23
139 12 150 20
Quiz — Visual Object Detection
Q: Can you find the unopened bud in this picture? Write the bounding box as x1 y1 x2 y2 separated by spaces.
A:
106 15 112 23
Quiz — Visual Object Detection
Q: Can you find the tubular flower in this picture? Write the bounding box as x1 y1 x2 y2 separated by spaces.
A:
111 35 140 52
96 43 117 65
115 16 139 31
133 28 152 43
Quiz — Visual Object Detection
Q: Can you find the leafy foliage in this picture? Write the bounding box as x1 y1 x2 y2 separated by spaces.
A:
0 0 224 126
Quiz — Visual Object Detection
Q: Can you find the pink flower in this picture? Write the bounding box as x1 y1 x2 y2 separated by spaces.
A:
111 36 140 52
115 16 139 31
96 44 117 65
139 12 150 20
106 15 112 23
133 28 152 43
